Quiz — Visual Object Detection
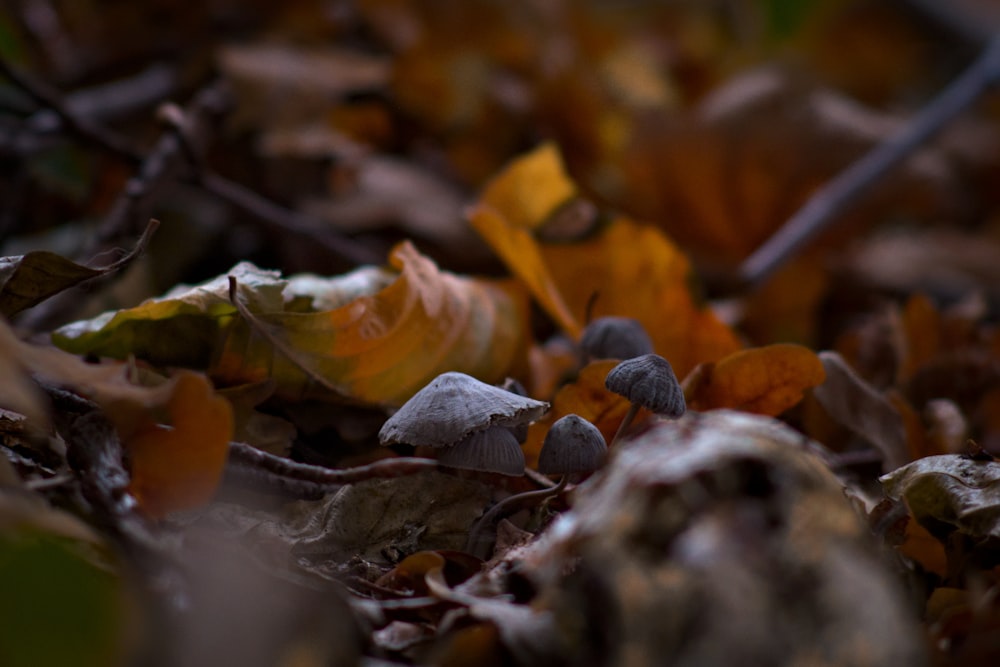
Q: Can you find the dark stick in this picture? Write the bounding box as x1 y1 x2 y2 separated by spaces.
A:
91 82 230 252
200 171 381 266
0 57 144 162
0 55 378 268
738 34 1000 288
227 440 440 485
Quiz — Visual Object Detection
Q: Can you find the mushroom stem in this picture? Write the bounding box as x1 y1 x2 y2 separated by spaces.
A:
465 475 569 558
611 403 641 447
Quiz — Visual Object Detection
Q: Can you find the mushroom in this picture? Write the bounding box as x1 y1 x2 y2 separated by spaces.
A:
538 414 607 477
379 371 549 476
605 353 685 445
437 425 526 476
580 316 653 364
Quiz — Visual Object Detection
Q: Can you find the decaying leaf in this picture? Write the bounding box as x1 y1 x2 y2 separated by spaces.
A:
0 219 157 318
55 243 531 407
195 471 491 567
620 65 961 264
126 372 234 518
469 144 741 376
53 261 287 369
217 241 530 406
682 343 825 416
812 351 909 472
881 454 1000 543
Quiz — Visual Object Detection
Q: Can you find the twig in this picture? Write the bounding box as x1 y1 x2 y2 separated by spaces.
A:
200 171 381 266
738 34 1000 288
227 439 440 485
0 55 379 268
91 81 231 252
0 57 144 161
465 475 568 557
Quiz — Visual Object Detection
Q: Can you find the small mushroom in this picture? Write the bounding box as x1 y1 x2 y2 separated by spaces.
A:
580 316 653 364
605 353 685 445
538 414 607 476
378 372 549 475
437 425 525 476
499 377 531 443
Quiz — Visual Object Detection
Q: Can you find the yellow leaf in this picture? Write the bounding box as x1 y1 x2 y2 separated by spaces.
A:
682 343 826 416
467 203 581 339
214 241 530 406
126 372 233 518
478 142 578 231
469 144 740 374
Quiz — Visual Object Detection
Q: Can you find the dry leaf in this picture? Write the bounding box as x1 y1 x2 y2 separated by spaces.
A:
478 142 578 231
812 351 909 472
467 203 581 339
522 360 632 467
126 372 234 518
682 343 825 416
469 144 741 372
215 241 530 406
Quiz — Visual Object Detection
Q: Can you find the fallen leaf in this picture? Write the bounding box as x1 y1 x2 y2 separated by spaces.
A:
539 217 742 377
682 343 825 416
469 144 741 372
812 351 909 472
0 219 156 318
881 454 1000 542
620 66 960 264
126 372 234 518
477 142 578 232
216 241 530 406
467 203 581 339
897 517 948 578
522 360 633 467
53 261 287 369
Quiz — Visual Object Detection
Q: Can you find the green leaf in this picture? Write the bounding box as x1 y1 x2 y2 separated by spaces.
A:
52 261 286 368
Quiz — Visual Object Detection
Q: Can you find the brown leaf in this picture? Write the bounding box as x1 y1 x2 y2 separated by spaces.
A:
682 343 825 416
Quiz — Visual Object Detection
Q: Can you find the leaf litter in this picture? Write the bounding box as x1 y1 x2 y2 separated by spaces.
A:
5 2 1000 666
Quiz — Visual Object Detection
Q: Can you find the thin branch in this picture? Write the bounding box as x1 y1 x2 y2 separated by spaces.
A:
226 439 440 498
0 57 144 161
738 34 1000 288
200 171 381 266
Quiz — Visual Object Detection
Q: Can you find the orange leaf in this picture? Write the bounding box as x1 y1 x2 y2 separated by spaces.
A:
469 145 740 376
126 372 234 518
214 241 530 406
683 344 826 416
523 360 633 467
898 518 947 578
540 217 741 378
467 203 581 339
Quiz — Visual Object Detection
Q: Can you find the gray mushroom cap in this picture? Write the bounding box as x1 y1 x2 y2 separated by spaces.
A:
538 414 607 475
379 371 549 447
580 316 654 362
605 353 686 418
437 425 526 476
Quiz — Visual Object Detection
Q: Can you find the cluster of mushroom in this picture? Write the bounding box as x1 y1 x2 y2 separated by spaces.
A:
378 317 686 481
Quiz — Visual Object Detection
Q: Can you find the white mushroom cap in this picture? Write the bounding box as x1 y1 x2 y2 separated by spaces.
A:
379 372 549 447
